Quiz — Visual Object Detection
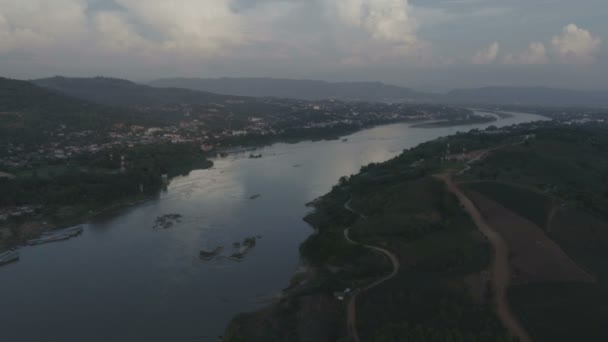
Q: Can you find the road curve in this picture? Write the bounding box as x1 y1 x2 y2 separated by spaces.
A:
343 201 400 342
437 173 532 342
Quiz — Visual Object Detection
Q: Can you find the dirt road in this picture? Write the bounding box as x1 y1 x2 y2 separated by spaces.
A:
343 201 400 342
438 174 532 342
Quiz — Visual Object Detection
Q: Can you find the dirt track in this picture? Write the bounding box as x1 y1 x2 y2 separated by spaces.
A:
343 201 400 342
437 174 533 342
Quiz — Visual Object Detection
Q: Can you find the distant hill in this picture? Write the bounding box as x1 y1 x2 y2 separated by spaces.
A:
34 76 242 107
149 77 434 103
0 77 124 144
445 86 608 107
34 76 608 108
150 78 608 107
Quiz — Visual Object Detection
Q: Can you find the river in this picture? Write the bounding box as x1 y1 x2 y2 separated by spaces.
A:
0 111 547 341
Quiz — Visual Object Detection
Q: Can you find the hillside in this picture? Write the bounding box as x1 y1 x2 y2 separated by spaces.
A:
0 77 122 145
149 77 434 103
150 78 608 107
33 76 243 107
225 121 608 342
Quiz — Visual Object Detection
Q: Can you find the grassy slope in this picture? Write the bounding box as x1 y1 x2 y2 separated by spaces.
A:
461 126 608 342
349 177 506 341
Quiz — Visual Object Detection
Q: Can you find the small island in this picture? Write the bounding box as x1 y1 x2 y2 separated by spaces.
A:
229 237 258 261
153 213 182 229
411 114 496 128
199 246 224 261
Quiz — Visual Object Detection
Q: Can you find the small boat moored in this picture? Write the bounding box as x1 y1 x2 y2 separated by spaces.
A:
27 226 84 246
0 250 19 266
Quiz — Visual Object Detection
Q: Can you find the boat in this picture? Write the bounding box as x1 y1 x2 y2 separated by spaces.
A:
0 250 19 266
27 226 84 246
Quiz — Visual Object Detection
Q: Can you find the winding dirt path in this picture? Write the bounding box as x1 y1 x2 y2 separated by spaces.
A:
343 201 400 342
437 173 532 342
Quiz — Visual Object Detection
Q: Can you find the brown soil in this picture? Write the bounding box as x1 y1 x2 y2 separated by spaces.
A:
467 190 595 284
437 173 533 342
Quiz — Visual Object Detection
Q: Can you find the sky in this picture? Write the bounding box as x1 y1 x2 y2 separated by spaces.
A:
0 0 606 91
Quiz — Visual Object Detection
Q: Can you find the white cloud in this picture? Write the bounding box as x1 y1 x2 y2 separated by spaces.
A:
0 0 89 54
0 0 428 67
472 41 499 64
551 24 601 64
325 0 423 60
111 0 245 57
504 42 548 65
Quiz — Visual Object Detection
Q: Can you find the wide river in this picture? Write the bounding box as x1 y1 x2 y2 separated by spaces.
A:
0 112 547 341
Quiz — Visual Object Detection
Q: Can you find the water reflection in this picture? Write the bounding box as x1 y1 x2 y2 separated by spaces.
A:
0 111 547 341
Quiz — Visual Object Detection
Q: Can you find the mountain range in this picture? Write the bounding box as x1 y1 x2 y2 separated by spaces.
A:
33 76 242 107
0 75 598 108
150 77 608 107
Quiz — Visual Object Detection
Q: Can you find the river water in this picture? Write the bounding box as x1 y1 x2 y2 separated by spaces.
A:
0 111 547 341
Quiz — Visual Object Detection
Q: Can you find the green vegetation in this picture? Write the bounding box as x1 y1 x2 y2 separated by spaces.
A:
410 115 496 128
462 126 608 219
347 177 502 341
0 143 212 247
0 143 211 208
509 283 608 342
458 124 608 342
226 121 608 341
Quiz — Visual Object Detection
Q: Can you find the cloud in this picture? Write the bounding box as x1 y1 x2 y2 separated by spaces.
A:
0 0 428 68
0 0 89 54
472 41 499 64
330 0 417 44
504 42 548 65
551 24 601 64
323 0 425 63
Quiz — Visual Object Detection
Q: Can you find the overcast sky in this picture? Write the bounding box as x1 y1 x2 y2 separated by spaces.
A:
0 0 606 90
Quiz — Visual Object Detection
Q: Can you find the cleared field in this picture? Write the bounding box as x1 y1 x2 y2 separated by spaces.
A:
467 190 594 284
509 283 608 342
465 181 554 230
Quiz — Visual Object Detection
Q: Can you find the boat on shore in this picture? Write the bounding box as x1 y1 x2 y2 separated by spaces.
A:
27 226 84 246
0 250 19 266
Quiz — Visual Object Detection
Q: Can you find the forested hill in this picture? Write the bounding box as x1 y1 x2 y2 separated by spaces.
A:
33 76 244 107
0 78 123 143
150 77 608 107
1 77 99 114
149 77 434 103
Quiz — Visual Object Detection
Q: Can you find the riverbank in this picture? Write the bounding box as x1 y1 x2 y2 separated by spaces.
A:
223 116 553 341
0 154 214 250
0 194 154 250
410 115 497 128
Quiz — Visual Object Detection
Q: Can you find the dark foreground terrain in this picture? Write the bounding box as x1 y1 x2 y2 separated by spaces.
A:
225 119 608 342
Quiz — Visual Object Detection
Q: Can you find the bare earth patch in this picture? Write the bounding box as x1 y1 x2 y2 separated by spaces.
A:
467 190 595 284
